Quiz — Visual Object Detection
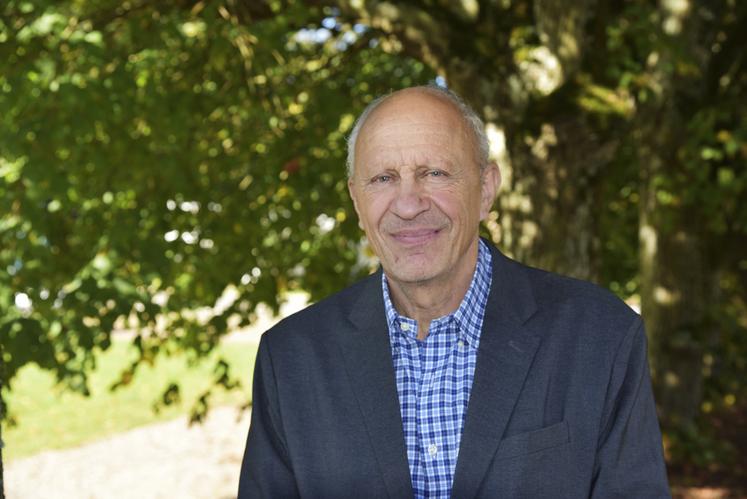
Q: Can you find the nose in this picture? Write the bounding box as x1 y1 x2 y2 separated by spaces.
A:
391 178 429 220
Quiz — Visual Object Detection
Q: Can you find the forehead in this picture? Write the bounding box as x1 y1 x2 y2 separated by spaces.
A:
355 91 472 169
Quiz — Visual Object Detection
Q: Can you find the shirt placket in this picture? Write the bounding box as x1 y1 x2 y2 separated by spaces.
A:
383 240 491 499
394 319 424 495
418 322 452 498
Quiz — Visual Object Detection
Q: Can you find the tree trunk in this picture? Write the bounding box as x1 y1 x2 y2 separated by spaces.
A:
637 104 707 429
634 0 724 431
494 115 614 281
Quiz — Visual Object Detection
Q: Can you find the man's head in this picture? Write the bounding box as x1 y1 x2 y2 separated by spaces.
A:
346 86 490 178
347 85 500 289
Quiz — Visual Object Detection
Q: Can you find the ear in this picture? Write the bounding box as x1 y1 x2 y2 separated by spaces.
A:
348 178 365 230
479 162 501 221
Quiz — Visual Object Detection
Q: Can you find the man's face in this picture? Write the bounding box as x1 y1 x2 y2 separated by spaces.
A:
348 90 499 288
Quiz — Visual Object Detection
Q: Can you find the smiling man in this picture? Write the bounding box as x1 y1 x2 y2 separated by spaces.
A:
238 86 670 498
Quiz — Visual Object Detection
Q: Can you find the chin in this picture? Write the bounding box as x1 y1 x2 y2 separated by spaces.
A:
385 262 443 285
376 238 451 279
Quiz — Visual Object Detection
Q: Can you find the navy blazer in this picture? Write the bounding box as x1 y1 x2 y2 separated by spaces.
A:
239 242 670 498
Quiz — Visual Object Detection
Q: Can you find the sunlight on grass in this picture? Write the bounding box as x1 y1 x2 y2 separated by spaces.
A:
2 339 258 461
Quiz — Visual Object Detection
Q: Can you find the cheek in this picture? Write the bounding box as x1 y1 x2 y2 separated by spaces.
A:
358 194 391 228
429 189 474 223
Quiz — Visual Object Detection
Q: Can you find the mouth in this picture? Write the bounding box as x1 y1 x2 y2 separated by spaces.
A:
389 228 442 246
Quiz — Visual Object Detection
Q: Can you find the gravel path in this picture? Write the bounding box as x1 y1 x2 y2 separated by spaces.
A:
4 406 251 499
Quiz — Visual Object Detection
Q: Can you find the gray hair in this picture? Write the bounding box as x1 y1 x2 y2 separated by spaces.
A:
345 84 489 178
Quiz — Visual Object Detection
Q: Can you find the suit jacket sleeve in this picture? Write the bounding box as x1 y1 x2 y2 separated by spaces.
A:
238 334 300 499
590 317 671 498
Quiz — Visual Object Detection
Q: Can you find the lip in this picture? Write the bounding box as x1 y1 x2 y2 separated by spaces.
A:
389 228 441 246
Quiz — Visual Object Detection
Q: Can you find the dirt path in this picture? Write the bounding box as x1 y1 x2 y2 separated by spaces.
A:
4 406 251 499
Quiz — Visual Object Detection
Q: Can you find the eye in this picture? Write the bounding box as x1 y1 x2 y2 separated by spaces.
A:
371 174 393 184
426 169 448 178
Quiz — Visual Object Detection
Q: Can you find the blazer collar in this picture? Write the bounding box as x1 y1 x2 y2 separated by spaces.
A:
339 241 540 498
451 242 541 497
339 271 414 499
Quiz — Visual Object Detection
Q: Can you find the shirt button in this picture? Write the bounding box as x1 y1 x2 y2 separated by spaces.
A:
400 322 411 332
458 340 465 348
428 443 438 456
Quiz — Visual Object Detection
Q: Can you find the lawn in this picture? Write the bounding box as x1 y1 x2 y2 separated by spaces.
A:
2 338 259 461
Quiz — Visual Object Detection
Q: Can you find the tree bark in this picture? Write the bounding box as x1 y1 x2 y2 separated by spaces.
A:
633 0 729 430
494 113 615 281
638 111 708 427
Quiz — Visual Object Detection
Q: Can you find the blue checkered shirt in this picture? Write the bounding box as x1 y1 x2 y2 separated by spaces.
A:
382 240 492 499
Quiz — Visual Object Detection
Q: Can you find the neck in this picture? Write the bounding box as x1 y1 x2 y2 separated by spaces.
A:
387 241 479 340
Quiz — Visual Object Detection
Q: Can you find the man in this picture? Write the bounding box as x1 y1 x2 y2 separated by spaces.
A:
238 85 670 498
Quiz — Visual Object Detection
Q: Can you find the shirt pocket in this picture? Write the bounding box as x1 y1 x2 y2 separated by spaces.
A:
493 420 569 461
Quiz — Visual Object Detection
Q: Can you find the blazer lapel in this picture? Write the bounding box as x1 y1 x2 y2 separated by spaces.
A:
451 246 541 498
336 272 413 499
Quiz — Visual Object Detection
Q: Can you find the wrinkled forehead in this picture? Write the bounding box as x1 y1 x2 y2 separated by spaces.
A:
355 91 473 164
357 122 462 166
359 118 461 146
361 89 467 136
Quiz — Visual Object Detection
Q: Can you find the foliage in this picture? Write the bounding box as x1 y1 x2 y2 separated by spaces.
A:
0 0 432 414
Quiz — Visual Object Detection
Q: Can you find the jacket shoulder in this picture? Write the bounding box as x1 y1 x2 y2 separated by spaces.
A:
525 264 641 352
487 241 636 325
487 240 640 352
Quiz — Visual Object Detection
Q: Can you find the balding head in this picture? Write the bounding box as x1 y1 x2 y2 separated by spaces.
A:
346 85 489 178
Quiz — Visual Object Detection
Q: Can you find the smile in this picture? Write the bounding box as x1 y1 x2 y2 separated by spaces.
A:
389 228 442 246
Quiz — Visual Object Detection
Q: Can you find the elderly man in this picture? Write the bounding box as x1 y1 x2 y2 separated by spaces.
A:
238 86 670 498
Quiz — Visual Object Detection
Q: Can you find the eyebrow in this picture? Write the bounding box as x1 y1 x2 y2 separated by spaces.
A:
367 152 456 171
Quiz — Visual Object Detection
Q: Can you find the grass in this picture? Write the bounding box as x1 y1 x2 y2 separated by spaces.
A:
2 338 259 461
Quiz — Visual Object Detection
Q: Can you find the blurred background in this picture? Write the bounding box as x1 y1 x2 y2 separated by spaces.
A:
1 0 745 497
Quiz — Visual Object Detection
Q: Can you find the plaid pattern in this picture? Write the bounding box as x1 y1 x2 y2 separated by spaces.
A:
382 240 492 499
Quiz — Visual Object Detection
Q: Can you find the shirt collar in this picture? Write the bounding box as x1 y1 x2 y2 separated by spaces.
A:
382 239 492 348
